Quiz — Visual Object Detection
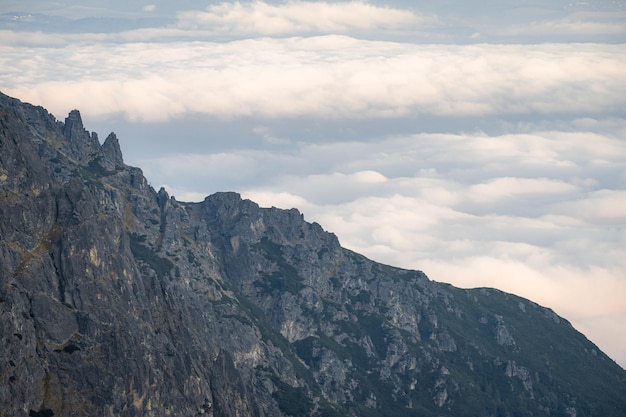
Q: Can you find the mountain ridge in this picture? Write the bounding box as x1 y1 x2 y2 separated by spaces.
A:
1 91 625 416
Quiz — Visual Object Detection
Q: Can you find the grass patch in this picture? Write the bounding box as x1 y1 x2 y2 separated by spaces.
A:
253 237 304 294
128 233 173 279
272 378 313 417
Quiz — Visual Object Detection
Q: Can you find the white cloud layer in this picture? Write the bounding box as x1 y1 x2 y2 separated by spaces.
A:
175 1 425 35
1 39 625 123
491 11 626 38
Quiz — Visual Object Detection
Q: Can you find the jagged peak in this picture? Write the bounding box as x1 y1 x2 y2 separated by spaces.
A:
157 186 170 210
62 109 100 164
63 109 85 139
205 191 242 202
98 132 125 170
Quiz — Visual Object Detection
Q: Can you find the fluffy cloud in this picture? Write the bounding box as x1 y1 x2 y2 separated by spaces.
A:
2 39 624 123
175 1 426 35
490 11 626 39
552 190 626 223
466 177 578 203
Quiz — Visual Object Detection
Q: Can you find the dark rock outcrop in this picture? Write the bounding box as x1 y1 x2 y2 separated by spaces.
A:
62 109 101 164
98 132 124 171
1 91 625 417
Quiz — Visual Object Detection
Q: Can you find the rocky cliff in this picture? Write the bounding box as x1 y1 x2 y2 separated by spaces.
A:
1 92 625 417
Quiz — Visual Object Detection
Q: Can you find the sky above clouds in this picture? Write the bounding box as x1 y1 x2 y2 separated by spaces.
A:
1 1 625 368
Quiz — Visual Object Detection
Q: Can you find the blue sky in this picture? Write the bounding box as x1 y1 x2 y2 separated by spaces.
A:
1 0 625 368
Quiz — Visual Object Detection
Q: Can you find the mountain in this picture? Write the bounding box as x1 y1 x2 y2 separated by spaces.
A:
0 12 172 34
1 91 625 417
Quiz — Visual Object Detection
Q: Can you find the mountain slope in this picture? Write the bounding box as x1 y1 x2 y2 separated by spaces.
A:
1 92 625 417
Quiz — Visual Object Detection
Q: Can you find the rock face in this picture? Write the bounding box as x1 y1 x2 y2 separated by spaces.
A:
1 91 625 417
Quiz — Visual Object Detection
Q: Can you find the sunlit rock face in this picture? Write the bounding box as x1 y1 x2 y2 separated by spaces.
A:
1 91 626 417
